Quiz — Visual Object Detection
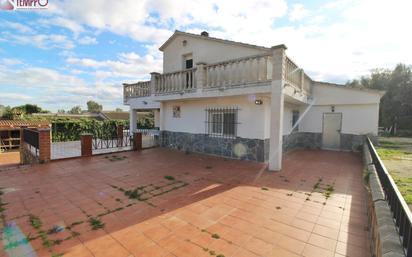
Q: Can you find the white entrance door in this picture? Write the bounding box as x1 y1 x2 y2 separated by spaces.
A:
322 113 342 150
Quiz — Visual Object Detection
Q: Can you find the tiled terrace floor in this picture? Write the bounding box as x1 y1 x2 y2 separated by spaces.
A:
0 149 369 257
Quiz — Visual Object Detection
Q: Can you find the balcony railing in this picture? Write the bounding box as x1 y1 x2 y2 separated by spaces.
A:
124 53 312 100
204 54 272 89
124 81 151 99
156 68 196 94
285 56 312 93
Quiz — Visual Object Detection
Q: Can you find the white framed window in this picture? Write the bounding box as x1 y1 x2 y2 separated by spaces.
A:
206 107 238 138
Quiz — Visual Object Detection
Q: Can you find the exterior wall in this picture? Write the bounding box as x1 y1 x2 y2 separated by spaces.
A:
299 83 381 136
162 34 268 73
162 95 269 140
299 104 380 135
160 131 267 162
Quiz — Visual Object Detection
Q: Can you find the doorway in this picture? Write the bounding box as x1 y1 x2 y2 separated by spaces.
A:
322 113 342 150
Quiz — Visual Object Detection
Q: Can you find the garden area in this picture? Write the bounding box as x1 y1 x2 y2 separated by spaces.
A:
377 136 412 210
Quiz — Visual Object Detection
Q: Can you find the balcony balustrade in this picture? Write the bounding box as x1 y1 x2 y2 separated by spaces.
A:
124 53 311 101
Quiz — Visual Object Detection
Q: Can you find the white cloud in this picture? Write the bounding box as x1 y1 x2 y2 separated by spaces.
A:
1 21 32 33
66 51 161 79
289 4 310 21
78 36 98 45
0 31 74 49
0 65 123 110
1 93 32 101
36 17 84 37
0 58 23 66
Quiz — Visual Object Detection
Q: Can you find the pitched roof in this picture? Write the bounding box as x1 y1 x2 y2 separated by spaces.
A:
159 30 271 52
0 120 51 129
100 111 129 120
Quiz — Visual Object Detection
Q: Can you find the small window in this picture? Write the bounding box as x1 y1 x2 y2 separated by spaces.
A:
173 106 181 118
206 107 238 138
185 59 193 69
292 110 299 131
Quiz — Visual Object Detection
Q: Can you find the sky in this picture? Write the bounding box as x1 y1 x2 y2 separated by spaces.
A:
0 0 411 112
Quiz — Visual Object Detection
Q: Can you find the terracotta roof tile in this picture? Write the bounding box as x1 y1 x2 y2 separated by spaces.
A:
0 120 50 129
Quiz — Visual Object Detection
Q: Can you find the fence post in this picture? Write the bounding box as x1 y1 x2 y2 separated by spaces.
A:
117 125 124 147
80 133 93 157
38 128 51 163
19 126 27 164
133 132 142 151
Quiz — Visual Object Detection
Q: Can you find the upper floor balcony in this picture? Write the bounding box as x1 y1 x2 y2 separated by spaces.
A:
124 53 313 104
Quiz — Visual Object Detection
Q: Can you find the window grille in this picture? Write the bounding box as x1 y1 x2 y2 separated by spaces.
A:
205 107 239 138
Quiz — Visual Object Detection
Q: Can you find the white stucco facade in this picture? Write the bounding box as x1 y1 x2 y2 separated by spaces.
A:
161 32 268 73
125 30 384 171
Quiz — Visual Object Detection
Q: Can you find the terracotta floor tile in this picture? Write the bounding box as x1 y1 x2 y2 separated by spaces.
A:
244 237 273 256
0 149 370 257
308 233 337 252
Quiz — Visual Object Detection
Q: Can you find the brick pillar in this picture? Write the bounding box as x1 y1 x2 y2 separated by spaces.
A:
133 132 142 151
19 126 27 164
117 125 124 147
38 128 51 163
80 133 93 157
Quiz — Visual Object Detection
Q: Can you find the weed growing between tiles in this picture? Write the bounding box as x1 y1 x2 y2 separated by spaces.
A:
303 177 336 205
111 176 189 204
88 217 105 230
185 228 231 257
104 155 128 162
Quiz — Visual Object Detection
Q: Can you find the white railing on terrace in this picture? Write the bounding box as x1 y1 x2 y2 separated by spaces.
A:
124 54 313 100
205 54 272 89
303 73 312 93
124 81 151 99
285 56 312 93
155 68 196 94
285 57 301 88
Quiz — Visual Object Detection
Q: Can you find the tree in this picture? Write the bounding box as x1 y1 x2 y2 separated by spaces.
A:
11 104 44 114
87 100 103 113
57 109 66 114
346 63 412 134
115 108 123 112
69 106 82 114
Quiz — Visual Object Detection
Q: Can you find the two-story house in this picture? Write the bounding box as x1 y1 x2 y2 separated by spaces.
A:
124 30 383 171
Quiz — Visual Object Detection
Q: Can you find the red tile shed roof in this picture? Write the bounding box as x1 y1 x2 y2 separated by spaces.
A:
0 120 51 129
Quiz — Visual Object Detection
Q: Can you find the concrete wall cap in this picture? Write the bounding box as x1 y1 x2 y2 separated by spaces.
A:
271 44 287 50
80 132 93 136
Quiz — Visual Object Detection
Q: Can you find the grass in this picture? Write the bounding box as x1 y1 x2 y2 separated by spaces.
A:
393 176 412 205
377 137 412 209
261 187 269 191
376 148 412 160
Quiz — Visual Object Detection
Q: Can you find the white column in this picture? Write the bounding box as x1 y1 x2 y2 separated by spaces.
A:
159 102 165 131
150 72 159 95
129 108 137 133
154 109 161 128
268 44 287 171
195 62 207 92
